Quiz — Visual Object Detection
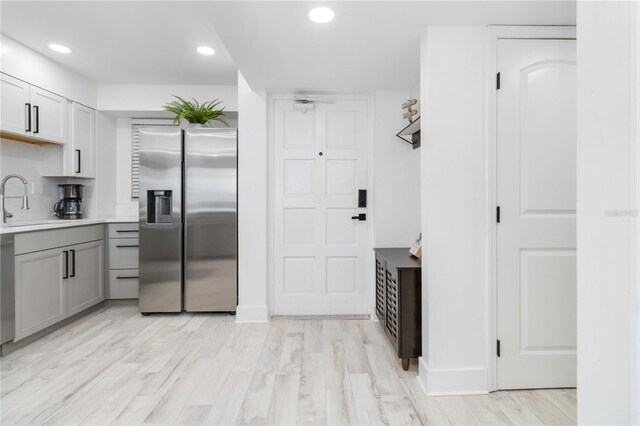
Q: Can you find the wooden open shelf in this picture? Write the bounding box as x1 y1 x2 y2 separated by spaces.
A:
0 131 58 146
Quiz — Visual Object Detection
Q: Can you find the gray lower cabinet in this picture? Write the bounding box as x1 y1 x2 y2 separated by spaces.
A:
67 240 104 316
14 225 105 342
107 223 139 299
15 247 67 340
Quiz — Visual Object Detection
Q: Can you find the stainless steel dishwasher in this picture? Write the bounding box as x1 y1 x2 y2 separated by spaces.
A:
1 234 15 346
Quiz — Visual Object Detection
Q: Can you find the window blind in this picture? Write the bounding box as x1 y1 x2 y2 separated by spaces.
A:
131 121 176 199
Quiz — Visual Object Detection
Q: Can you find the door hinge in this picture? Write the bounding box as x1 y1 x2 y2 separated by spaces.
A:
497 339 501 357
496 206 501 223
496 72 501 90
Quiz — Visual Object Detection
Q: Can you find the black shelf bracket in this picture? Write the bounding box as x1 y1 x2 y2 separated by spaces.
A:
396 116 421 149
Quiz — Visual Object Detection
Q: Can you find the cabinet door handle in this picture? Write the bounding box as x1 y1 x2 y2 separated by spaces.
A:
116 245 139 248
33 105 39 134
25 103 31 132
63 250 69 279
116 276 139 280
70 249 76 278
75 150 81 174
116 230 138 233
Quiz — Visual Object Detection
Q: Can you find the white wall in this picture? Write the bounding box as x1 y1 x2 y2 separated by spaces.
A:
236 71 269 322
97 84 238 112
0 139 97 221
576 2 640 424
419 27 489 394
373 91 421 248
1 35 97 108
95 112 117 218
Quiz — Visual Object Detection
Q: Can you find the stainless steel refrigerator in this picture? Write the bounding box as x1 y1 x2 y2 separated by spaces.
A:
138 127 237 313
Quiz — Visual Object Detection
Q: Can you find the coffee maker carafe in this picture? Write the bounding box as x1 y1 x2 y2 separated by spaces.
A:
54 184 84 219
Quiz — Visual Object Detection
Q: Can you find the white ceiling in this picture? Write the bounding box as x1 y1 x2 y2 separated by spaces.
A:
0 1 575 91
201 1 576 91
0 1 238 85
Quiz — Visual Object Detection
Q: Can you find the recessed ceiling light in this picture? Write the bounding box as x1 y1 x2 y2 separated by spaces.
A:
308 7 335 23
49 43 71 54
197 46 215 56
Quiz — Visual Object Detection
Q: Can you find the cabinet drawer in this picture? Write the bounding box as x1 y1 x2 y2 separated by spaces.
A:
108 270 139 299
109 238 139 269
15 224 104 255
108 223 139 239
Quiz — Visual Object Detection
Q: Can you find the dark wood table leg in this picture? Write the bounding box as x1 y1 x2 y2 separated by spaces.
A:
401 358 410 371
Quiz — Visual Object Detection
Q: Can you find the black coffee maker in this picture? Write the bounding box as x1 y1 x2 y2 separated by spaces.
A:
54 184 84 219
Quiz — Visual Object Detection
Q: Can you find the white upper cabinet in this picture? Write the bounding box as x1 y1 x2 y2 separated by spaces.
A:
0 73 67 144
29 85 67 144
41 101 97 178
1 73 97 178
68 102 96 178
0 74 30 135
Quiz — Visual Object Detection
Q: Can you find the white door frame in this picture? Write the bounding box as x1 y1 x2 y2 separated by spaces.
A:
485 25 577 392
632 5 640 420
267 94 376 316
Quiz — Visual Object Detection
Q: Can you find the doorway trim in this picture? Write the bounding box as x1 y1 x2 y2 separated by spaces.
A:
485 25 577 392
267 94 376 316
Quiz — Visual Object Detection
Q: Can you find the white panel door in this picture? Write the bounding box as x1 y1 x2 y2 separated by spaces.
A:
0 73 30 136
497 39 577 389
273 99 369 315
29 85 66 144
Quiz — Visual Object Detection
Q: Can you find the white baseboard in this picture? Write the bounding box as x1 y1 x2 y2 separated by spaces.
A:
418 357 488 396
235 305 270 323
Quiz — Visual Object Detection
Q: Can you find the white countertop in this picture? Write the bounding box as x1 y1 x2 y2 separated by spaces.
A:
0 217 138 234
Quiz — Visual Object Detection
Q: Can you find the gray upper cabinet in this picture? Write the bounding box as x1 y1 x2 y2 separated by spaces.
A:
15 247 67 341
67 240 104 316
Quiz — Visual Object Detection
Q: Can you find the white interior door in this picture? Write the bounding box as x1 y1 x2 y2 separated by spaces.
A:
497 39 577 389
273 98 369 315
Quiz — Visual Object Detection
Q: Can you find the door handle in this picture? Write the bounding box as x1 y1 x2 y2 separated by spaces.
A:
116 276 139 280
70 249 76 278
32 105 39 134
25 103 31 132
351 213 366 221
63 250 69 279
75 150 81 174
116 245 139 248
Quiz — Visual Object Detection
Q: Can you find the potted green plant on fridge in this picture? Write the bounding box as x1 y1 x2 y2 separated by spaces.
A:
163 95 228 127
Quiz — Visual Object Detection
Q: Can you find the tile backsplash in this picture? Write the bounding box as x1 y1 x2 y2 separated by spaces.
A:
0 139 96 221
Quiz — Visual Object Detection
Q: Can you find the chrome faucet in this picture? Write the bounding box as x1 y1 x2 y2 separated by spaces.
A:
0 174 30 223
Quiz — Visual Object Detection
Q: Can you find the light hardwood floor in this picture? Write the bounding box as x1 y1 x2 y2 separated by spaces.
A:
0 302 576 425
